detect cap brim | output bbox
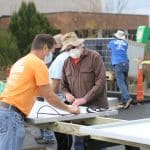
[61,39,84,51]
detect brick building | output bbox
[45,12,149,39]
[0,12,149,39]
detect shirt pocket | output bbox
[0,116,8,134]
[80,67,94,82]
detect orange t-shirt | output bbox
[0,53,49,115]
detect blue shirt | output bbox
[49,51,69,100]
[108,39,129,65]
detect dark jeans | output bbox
[114,62,131,103]
[125,146,140,150]
[74,136,107,150]
[55,132,72,150]
[74,136,140,150]
[74,136,86,150]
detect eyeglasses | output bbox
[67,46,78,51]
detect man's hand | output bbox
[39,84,78,114]
[72,98,87,107]
[67,105,80,114]
[65,93,75,103]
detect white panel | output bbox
[128,40,145,77]
[80,118,150,146]
[27,100,118,124]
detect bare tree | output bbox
[73,0,101,12]
[88,0,102,12]
[104,0,128,13]
[70,0,128,37]
[70,0,102,37]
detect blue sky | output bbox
[102,0,150,15]
[125,0,150,9]
[125,0,150,14]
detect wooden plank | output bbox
[32,122,84,136]
[48,122,83,136]
[31,117,122,136]
[71,117,123,125]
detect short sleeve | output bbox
[33,61,49,86]
[49,58,64,80]
[49,52,69,80]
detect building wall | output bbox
[0,12,149,35]
[0,16,10,29]
[45,12,149,33]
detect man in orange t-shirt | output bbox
[0,34,79,150]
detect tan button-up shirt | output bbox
[61,48,108,108]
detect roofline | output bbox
[0,11,148,18]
